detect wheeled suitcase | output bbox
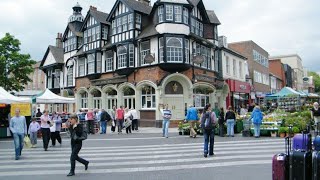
[313,151,320,180]
[272,137,291,180]
[314,136,320,151]
[292,133,311,151]
[289,133,312,180]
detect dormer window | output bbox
[158,5,189,24]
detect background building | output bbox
[228,40,270,105]
[218,36,250,109]
[269,54,304,91]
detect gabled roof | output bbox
[81,9,110,31]
[188,0,201,6]
[122,0,152,14]
[91,10,110,25]
[206,10,221,25]
[40,45,64,68]
[108,0,152,21]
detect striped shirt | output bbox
[9,116,27,134]
[162,109,172,120]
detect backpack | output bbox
[203,112,214,130]
[105,112,112,122]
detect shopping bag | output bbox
[50,121,56,132]
[24,136,32,149]
[123,119,132,129]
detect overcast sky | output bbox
[0,0,319,72]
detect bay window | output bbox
[140,41,150,65]
[97,53,102,73]
[183,7,188,24]
[78,58,85,76]
[159,37,164,62]
[105,51,113,72]
[87,54,95,74]
[67,67,73,87]
[117,46,127,69]
[129,44,134,67]
[158,6,164,23]
[166,5,173,21]
[191,18,203,37]
[166,37,183,62]
[185,39,189,63]
[174,6,182,22]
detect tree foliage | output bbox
[0,33,36,91]
[308,71,320,93]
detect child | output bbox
[28,118,40,148]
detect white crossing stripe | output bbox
[0,138,284,177]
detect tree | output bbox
[0,33,36,91]
[308,71,320,93]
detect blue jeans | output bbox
[203,129,215,155]
[254,124,261,137]
[100,121,107,134]
[162,120,170,137]
[13,133,24,158]
[226,119,235,136]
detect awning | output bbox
[36,89,75,104]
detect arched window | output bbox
[117,46,127,68]
[166,37,183,62]
[80,92,88,108]
[92,90,101,109]
[141,86,156,109]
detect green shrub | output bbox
[292,127,300,133]
[278,127,286,133]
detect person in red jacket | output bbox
[116,106,125,134]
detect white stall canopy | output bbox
[36,89,75,104]
[0,87,31,104]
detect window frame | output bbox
[141,86,156,109]
[140,40,151,66]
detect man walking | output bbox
[186,105,198,138]
[9,108,27,160]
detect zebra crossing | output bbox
[0,138,285,177]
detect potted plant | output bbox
[178,122,183,135]
[292,127,300,135]
[278,127,286,138]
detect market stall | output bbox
[0,87,32,138]
[35,89,75,104]
[266,87,307,112]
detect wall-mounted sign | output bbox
[239,85,247,90]
[91,76,128,86]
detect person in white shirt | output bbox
[40,110,51,151]
[130,108,139,131]
[28,117,40,148]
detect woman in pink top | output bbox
[86,109,95,134]
[40,110,51,151]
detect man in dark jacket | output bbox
[100,109,111,134]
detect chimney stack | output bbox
[56,33,63,48]
[90,6,97,11]
[137,0,150,6]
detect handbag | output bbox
[72,129,87,141]
[24,136,32,149]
